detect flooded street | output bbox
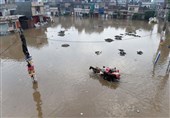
[1,17,169,117]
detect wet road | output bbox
[1,17,170,117]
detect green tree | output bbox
[168,10,170,22]
[144,10,155,20]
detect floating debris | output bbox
[120,34,124,35]
[137,51,143,55]
[58,30,65,36]
[58,30,65,34]
[125,32,141,37]
[136,35,141,37]
[118,49,126,56]
[136,109,140,113]
[58,33,65,37]
[105,38,114,42]
[115,35,122,40]
[115,35,122,38]
[80,113,83,115]
[119,51,126,56]
[168,45,170,48]
[115,37,122,40]
[61,44,70,47]
[95,51,102,55]
[118,49,124,52]
[128,31,133,34]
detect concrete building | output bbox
[0,0,17,16]
[128,4,139,13]
[0,15,25,35]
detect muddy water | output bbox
[1,17,169,117]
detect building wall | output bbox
[31,2,45,16]
[0,0,17,16]
[0,0,15,4]
[16,2,32,18]
[31,6,45,16]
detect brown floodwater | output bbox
[1,17,169,117]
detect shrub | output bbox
[168,11,170,22]
[144,10,155,20]
[132,13,144,20]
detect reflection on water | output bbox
[32,82,43,118]
[24,28,48,49]
[0,28,48,60]
[0,34,23,60]
[53,17,154,34]
[89,73,119,89]
[1,17,157,61]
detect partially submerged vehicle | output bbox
[89,66,120,81]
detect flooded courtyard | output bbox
[1,17,170,117]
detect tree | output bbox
[144,10,155,20]
[168,10,170,21]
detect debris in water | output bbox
[136,109,140,113]
[61,44,70,47]
[58,30,65,34]
[118,49,124,52]
[58,33,65,36]
[95,51,102,55]
[118,49,126,56]
[168,45,170,48]
[115,35,122,38]
[137,51,143,55]
[115,35,122,40]
[58,30,65,36]
[105,38,114,42]
[80,113,83,115]
[119,51,126,56]
[125,32,141,37]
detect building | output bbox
[0,0,17,16]
[128,4,139,13]
[31,1,45,23]
[0,15,26,35]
